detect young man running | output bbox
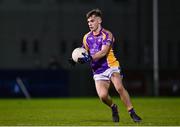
[69,8,142,123]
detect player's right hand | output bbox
[77,53,92,64]
[68,58,76,66]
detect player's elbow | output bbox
[101,52,107,57]
[101,50,109,57]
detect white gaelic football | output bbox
[72,47,88,62]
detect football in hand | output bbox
[72,47,88,63]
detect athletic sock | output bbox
[128,108,135,115]
[111,104,115,108]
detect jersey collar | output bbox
[91,27,103,37]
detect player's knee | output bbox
[99,94,108,101]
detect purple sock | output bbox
[128,108,135,114]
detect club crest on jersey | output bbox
[88,37,93,40]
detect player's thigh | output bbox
[110,72,124,90]
[95,80,110,97]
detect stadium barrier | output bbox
[0,69,69,98]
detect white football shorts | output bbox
[93,67,121,81]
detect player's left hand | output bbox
[78,53,92,64]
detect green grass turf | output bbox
[0,97,179,126]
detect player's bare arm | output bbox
[92,44,110,61]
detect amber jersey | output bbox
[82,28,120,75]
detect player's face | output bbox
[87,15,102,32]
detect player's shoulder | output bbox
[83,31,92,44]
[102,28,114,40]
[83,31,91,39]
[102,28,113,36]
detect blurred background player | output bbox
[69,8,142,123]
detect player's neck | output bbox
[93,26,102,36]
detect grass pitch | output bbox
[0,97,179,126]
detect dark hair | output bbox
[86,8,102,19]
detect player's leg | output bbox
[110,72,142,122]
[110,72,132,110]
[95,80,112,106]
[95,80,119,122]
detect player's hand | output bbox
[68,58,76,66]
[78,53,92,64]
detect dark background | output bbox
[0,0,180,98]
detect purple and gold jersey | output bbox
[82,28,120,75]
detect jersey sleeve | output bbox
[82,33,89,51]
[102,30,114,46]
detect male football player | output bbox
[69,8,142,123]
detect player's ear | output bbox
[97,17,102,24]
